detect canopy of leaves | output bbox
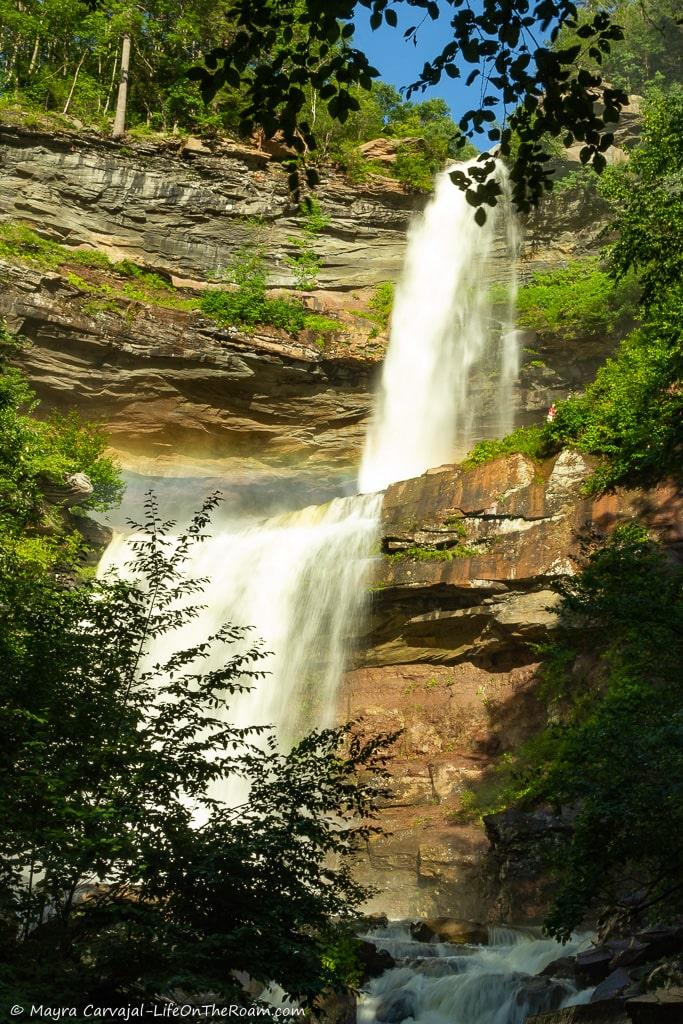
[504,526,683,939]
[514,256,640,339]
[305,83,477,191]
[191,0,628,211]
[0,492,395,1008]
[0,0,248,136]
[599,84,683,302]
[553,0,683,94]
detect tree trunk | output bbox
[28,34,40,76]
[103,53,118,116]
[62,51,86,115]
[111,32,131,139]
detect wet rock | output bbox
[592,968,636,1003]
[375,990,418,1023]
[541,956,578,981]
[409,917,488,945]
[576,947,617,986]
[314,988,356,1024]
[484,807,575,854]
[612,928,683,970]
[515,975,572,1016]
[357,940,395,979]
[527,1002,629,1022]
[626,987,683,1022]
[350,912,389,933]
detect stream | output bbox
[358,924,594,1024]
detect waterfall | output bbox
[359,162,519,493]
[99,493,381,805]
[358,924,594,1024]
[100,160,518,788]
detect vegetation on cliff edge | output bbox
[466,86,683,495]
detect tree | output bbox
[519,526,683,939]
[0,489,395,1009]
[599,84,683,302]
[553,0,683,94]
[111,29,131,137]
[190,0,629,213]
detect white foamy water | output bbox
[358,924,593,1024]
[99,493,381,802]
[100,160,519,775]
[94,165,568,1022]
[359,161,519,493]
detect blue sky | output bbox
[352,8,482,122]
[351,5,555,130]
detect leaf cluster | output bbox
[0,330,122,574]
[507,526,683,939]
[199,246,339,344]
[192,0,629,211]
[0,492,397,1006]
[515,257,640,339]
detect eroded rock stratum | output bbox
[1,124,619,477]
[4,120,670,925]
[347,452,682,920]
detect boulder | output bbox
[375,989,418,1023]
[39,471,94,507]
[516,975,573,1016]
[314,989,356,1024]
[350,912,389,934]
[541,956,579,981]
[357,939,395,979]
[180,135,211,155]
[409,917,488,945]
[612,928,683,970]
[576,947,617,986]
[592,968,637,1003]
[358,137,422,165]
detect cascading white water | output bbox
[359,162,519,493]
[358,924,594,1024]
[95,164,578,1022]
[99,493,381,804]
[101,160,519,779]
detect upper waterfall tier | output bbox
[359,162,519,493]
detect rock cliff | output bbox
[1,119,660,927]
[1,123,621,475]
[346,453,682,920]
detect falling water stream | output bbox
[99,163,587,1019]
[359,162,519,492]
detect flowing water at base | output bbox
[358,924,593,1024]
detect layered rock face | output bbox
[346,453,682,921]
[0,124,420,289]
[0,259,372,478]
[2,119,660,926]
[1,124,620,475]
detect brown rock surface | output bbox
[0,259,373,477]
[348,455,682,920]
[0,123,628,468]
